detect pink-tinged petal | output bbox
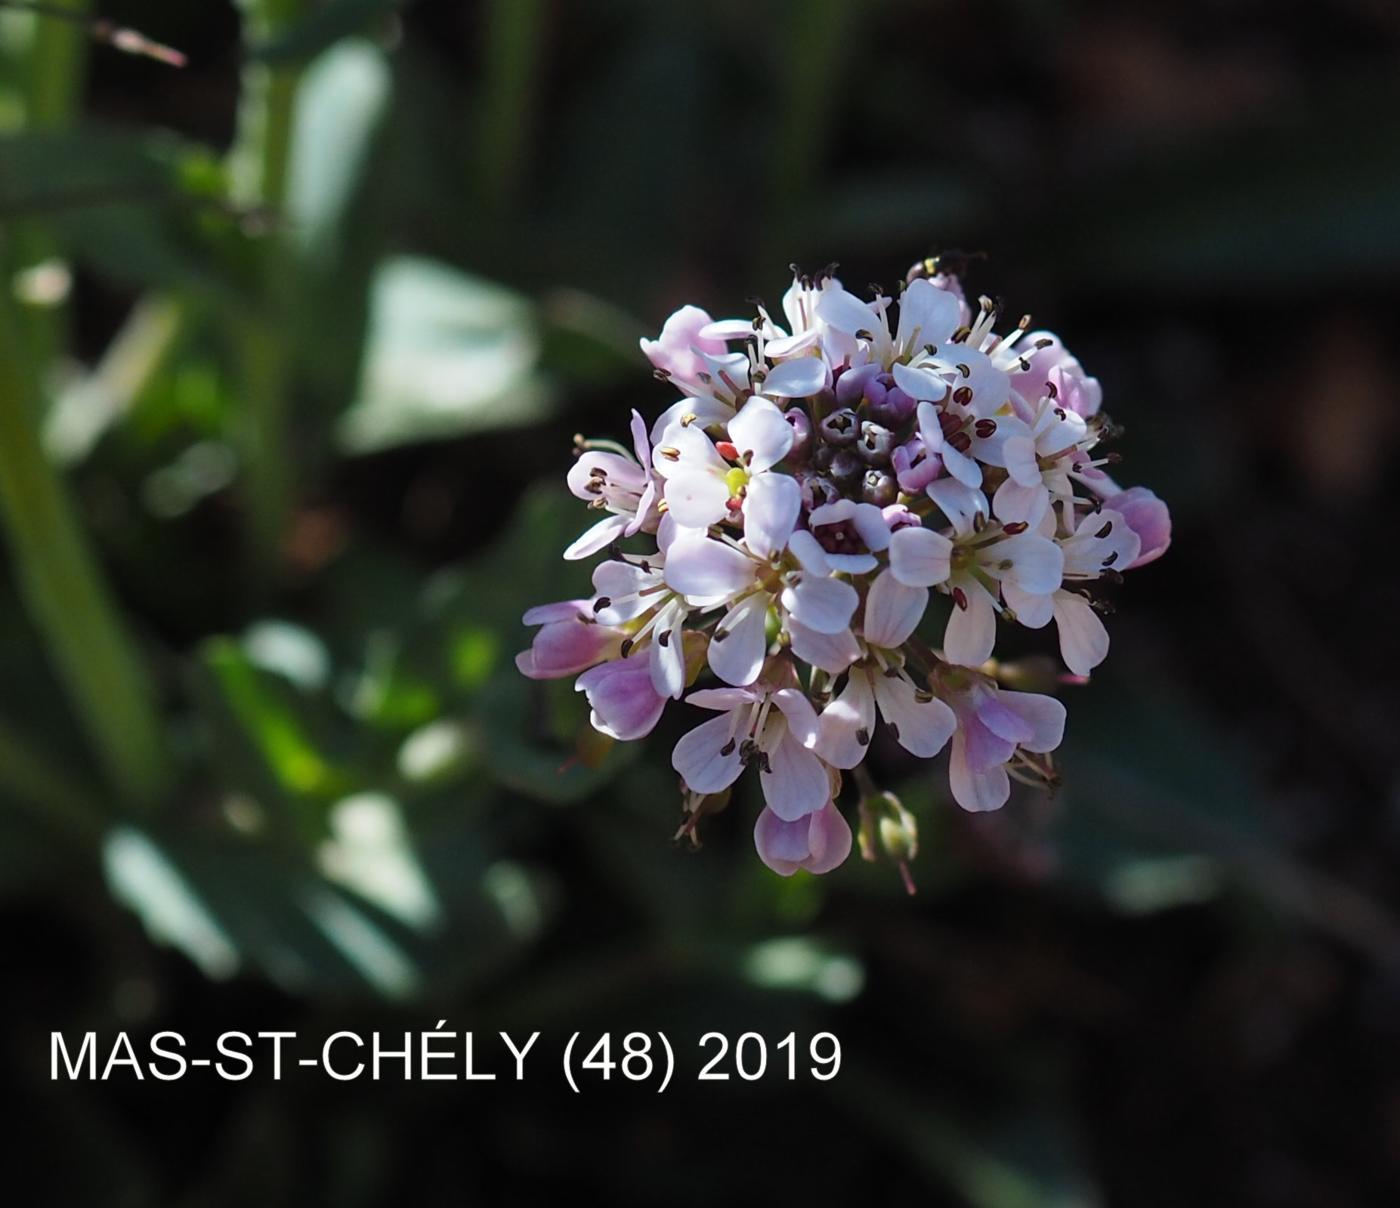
[760,357,829,399]
[975,693,1036,745]
[664,534,755,603]
[640,305,726,382]
[772,687,820,749]
[995,533,1063,595]
[999,690,1066,753]
[895,278,961,352]
[949,732,1011,812]
[816,287,879,335]
[992,477,1049,528]
[519,617,615,679]
[753,808,810,876]
[961,712,1016,772]
[782,574,858,635]
[1053,590,1109,676]
[577,657,666,740]
[672,712,744,794]
[708,593,770,686]
[889,526,952,587]
[802,802,853,874]
[760,727,830,820]
[927,476,987,535]
[787,527,832,574]
[817,671,876,770]
[729,397,795,472]
[872,674,955,758]
[564,513,630,561]
[1001,581,1054,629]
[742,472,799,559]
[522,599,589,625]
[628,408,651,464]
[1101,487,1171,569]
[944,579,997,666]
[788,619,860,675]
[863,568,928,649]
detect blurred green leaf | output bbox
[286,38,391,264]
[337,256,552,452]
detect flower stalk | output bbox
[0,281,170,810]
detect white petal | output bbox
[872,674,955,758]
[862,569,927,649]
[685,686,755,711]
[889,526,952,587]
[651,423,725,477]
[728,397,795,472]
[996,534,1063,595]
[825,552,879,574]
[816,671,876,770]
[672,713,745,794]
[760,726,830,821]
[949,733,1010,812]
[895,278,961,353]
[742,471,799,558]
[1053,591,1108,676]
[944,579,997,666]
[771,687,820,748]
[662,470,731,529]
[699,317,758,341]
[926,477,987,535]
[894,362,948,402]
[649,604,687,699]
[849,501,892,552]
[564,513,629,561]
[708,594,770,686]
[663,534,755,603]
[992,477,1049,527]
[942,442,984,488]
[1002,433,1042,488]
[759,357,829,399]
[815,287,879,335]
[788,619,860,674]
[782,574,858,634]
[787,528,832,574]
[1001,581,1053,629]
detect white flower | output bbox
[817,662,956,768]
[564,410,659,559]
[672,683,830,821]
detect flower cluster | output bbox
[518,259,1169,881]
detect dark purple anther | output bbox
[818,408,859,447]
[784,407,813,465]
[861,470,897,507]
[856,421,894,465]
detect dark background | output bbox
[2,1,1400,1204]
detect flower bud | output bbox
[819,408,859,447]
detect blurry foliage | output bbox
[2,0,1400,1205]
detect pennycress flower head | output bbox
[518,256,1170,884]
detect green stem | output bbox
[227,0,304,581]
[0,282,171,810]
[473,0,545,211]
[13,0,91,378]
